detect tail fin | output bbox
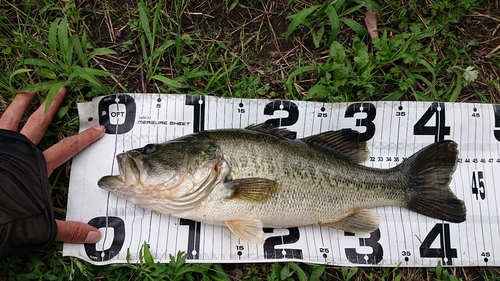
[399,140,466,223]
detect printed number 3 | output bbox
[344,228,383,264]
[344,103,376,142]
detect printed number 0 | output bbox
[84,216,125,262]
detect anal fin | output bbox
[324,209,379,233]
[225,220,264,244]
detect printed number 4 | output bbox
[419,223,457,265]
[413,102,450,142]
[471,171,486,200]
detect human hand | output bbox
[0,87,104,244]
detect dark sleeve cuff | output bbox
[0,129,57,258]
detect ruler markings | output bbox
[66,95,500,266]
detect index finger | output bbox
[43,125,106,176]
[0,92,37,130]
[20,87,67,144]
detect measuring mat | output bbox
[63,94,500,266]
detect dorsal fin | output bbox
[245,123,296,139]
[302,129,370,164]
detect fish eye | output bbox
[143,144,157,155]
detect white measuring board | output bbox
[63,94,500,266]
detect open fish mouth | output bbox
[116,152,141,184]
[97,153,144,191]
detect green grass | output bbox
[1,0,500,279]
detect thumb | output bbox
[54,220,102,244]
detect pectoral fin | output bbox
[225,178,280,202]
[325,209,379,233]
[225,220,264,244]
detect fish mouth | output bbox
[97,153,144,191]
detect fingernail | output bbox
[93,125,106,138]
[84,231,101,244]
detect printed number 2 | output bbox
[471,171,485,200]
[263,228,303,259]
[264,101,299,139]
[419,223,457,265]
[413,102,450,142]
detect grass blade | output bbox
[48,17,61,61]
[150,40,176,62]
[339,4,364,16]
[138,1,153,50]
[355,0,382,15]
[151,0,165,51]
[416,59,437,79]
[413,74,437,97]
[58,17,72,68]
[142,242,154,266]
[89,47,117,60]
[24,34,50,54]
[20,81,60,92]
[285,65,318,93]
[151,75,186,88]
[9,68,32,88]
[79,67,114,77]
[449,75,463,102]
[71,65,106,91]
[70,34,87,67]
[36,68,57,79]
[325,4,340,44]
[334,0,346,10]
[45,82,68,113]
[285,5,321,38]
[309,265,326,281]
[22,58,54,68]
[339,18,369,35]
[288,262,307,281]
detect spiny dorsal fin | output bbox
[302,129,370,164]
[245,123,296,139]
[225,178,280,202]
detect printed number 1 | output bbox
[186,95,205,133]
[179,219,201,259]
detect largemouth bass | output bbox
[98,123,466,244]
